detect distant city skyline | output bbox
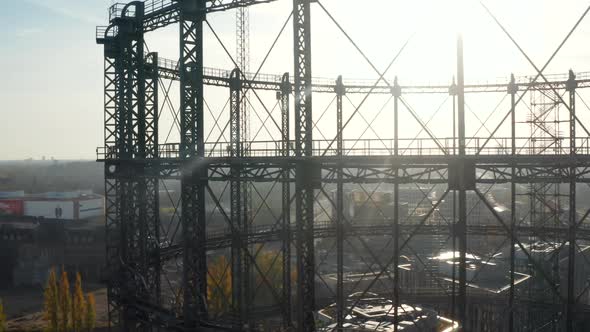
[3,0,590,160]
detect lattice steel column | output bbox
[103,59,122,329]
[566,69,578,332]
[145,52,160,161]
[99,24,121,326]
[236,5,250,146]
[113,20,136,324]
[145,52,161,307]
[99,3,158,329]
[229,68,246,326]
[456,34,467,331]
[279,72,293,329]
[448,78,458,325]
[236,8,253,322]
[125,19,147,328]
[293,0,315,330]
[392,77,402,332]
[335,76,345,331]
[507,73,518,332]
[179,0,208,327]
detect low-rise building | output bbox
[318,292,458,331]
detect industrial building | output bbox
[0,190,104,220]
[0,190,105,287]
[317,292,458,331]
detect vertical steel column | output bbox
[566,69,578,332]
[229,68,245,326]
[450,78,457,156]
[130,4,155,327]
[392,77,402,332]
[237,7,253,320]
[100,25,122,328]
[132,5,150,317]
[237,5,250,149]
[114,19,132,299]
[104,3,153,329]
[279,73,293,329]
[456,34,468,331]
[137,50,161,312]
[103,52,118,155]
[179,0,208,327]
[335,76,345,331]
[145,52,160,160]
[508,73,518,332]
[293,0,315,330]
[115,18,135,324]
[134,10,146,162]
[448,78,457,324]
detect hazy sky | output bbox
[2,0,590,160]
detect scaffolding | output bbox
[96,1,590,331]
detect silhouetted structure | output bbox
[96,1,590,331]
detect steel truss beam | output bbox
[148,52,590,94]
[158,221,590,258]
[101,158,590,184]
[104,0,281,33]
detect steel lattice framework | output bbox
[97,1,590,331]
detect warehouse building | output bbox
[0,190,104,221]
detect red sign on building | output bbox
[0,200,24,216]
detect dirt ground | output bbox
[1,285,109,331]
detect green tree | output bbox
[72,273,86,332]
[0,298,6,332]
[58,269,71,332]
[83,293,96,332]
[43,268,59,332]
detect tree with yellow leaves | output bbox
[71,273,86,332]
[253,247,284,306]
[84,293,96,332]
[43,268,59,332]
[57,269,71,332]
[207,255,232,316]
[0,298,6,332]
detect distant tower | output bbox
[235,5,252,327]
[526,79,564,314]
[237,6,250,146]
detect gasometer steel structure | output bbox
[97,0,590,330]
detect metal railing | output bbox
[109,3,136,21]
[97,136,590,160]
[146,54,284,83]
[143,52,590,89]
[159,220,590,255]
[143,0,176,16]
[96,26,118,40]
